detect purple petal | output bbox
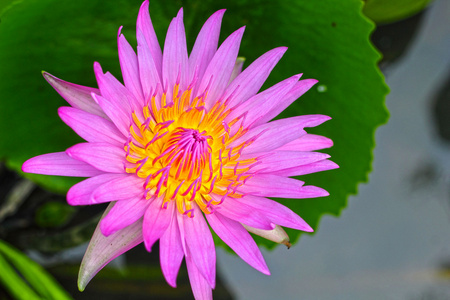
[58,107,125,145]
[271,159,339,177]
[42,72,107,118]
[100,196,150,236]
[228,57,245,84]
[256,78,318,125]
[185,248,213,300]
[241,174,329,198]
[118,28,144,103]
[67,174,125,205]
[196,27,245,108]
[182,205,216,288]
[243,224,291,248]
[91,174,144,203]
[236,115,331,154]
[162,8,189,98]
[189,9,225,86]
[224,47,288,108]
[78,203,143,291]
[136,0,162,74]
[160,206,184,288]
[137,29,162,100]
[250,151,331,173]
[226,74,300,128]
[276,134,334,151]
[142,197,173,252]
[234,195,313,232]
[66,142,125,173]
[206,212,270,275]
[22,152,103,177]
[212,194,274,230]
[91,93,130,137]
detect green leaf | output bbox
[0,240,73,300]
[363,0,432,24]
[0,0,388,249]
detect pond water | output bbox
[217,0,450,299]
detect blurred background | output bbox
[0,0,448,299]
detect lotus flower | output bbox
[22,1,338,299]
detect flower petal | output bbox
[100,196,150,236]
[185,248,213,300]
[182,205,216,288]
[137,29,162,100]
[228,57,245,84]
[91,174,144,203]
[234,195,313,232]
[226,74,301,128]
[22,152,103,177]
[67,173,125,205]
[271,159,339,177]
[118,28,144,103]
[256,78,318,125]
[91,93,130,137]
[162,8,189,98]
[42,72,107,118]
[142,197,173,252]
[196,27,245,108]
[78,203,143,291]
[236,115,331,154]
[243,224,292,248]
[249,151,331,173]
[241,174,329,198]
[276,133,334,151]
[224,47,288,108]
[66,142,125,173]
[189,9,225,86]
[206,212,270,275]
[136,0,162,74]
[160,206,184,288]
[58,107,125,145]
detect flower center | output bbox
[124,84,256,217]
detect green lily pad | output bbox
[363,0,432,24]
[0,0,388,249]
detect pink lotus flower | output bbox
[22,1,338,299]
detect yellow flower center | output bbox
[124,84,256,217]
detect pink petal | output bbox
[42,72,107,118]
[91,93,130,137]
[91,174,144,203]
[58,107,125,145]
[182,205,216,288]
[228,57,245,84]
[185,248,213,300]
[212,194,274,230]
[276,134,334,151]
[67,173,125,205]
[234,195,313,232]
[256,78,318,125]
[206,212,270,275]
[196,27,245,108]
[236,115,331,154]
[224,47,288,108]
[22,152,103,177]
[142,197,173,252]
[271,159,339,177]
[162,9,189,99]
[160,206,184,288]
[137,29,162,100]
[66,142,125,173]
[250,151,331,173]
[136,0,162,74]
[226,74,300,128]
[78,203,143,291]
[118,28,144,103]
[243,224,291,248]
[189,9,225,87]
[100,196,150,236]
[240,174,329,198]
